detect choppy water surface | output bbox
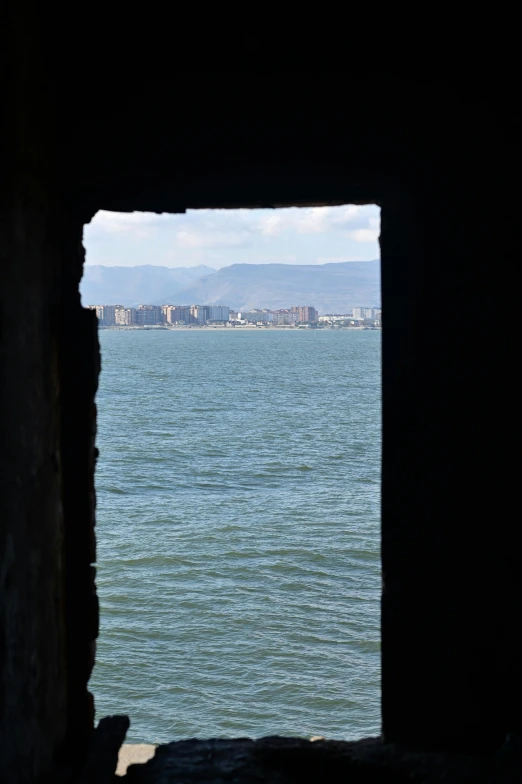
[92,329,381,742]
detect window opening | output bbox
[83,205,382,743]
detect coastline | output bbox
[97,325,381,332]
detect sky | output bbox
[84,204,380,269]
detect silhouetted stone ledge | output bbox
[75,715,130,783]
[122,736,493,783]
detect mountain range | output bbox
[80,264,215,306]
[80,260,380,313]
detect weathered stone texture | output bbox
[1,20,521,783]
[123,737,490,784]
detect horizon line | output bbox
[84,258,381,270]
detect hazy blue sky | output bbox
[84,205,380,268]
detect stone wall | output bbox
[1,9,66,782]
[1,25,520,781]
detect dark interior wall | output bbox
[58,208,101,764]
[71,78,521,753]
[0,167,68,784]
[1,12,67,781]
[381,173,521,751]
[0,197,97,780]
[1,10,100,781]
[2,27,521,781]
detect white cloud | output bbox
[176,230,249,248]
[257,205,364,236]
[88,205,378,246]
[351,229,378,242]
[84,205,381,268]
[258,213,284,236]
[88,210,172,240]
[350,217,381,243]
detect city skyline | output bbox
[88,303,381,328]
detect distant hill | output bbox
[80,264,216,306]
[159,260,381,313]
[81,260,381,313]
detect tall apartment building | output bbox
[163,305,185,324]
[291,305,318,323]
[168,304,231,324]
[353,307,376,320]
[191,305,211,324]
[163,306,184,323]
[208,305,230,322]
[178,306,194,323]
[306,306,318,323]
[115,307,136,325]
[95,305,121,326]
[243,310,272,323]
[163,305,195,324]
[272,310,298,325]
[135,305,164,325]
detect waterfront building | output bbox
[115,307,136,325]
[208,305,230,322]
[353,307,376,320]
[271,310,298,325]
[162,305,174,323]
[166,305,190,323]
[319,314,353,323]
[95,304,121,326]
[243,310,271,323]
[290,305,318,323]
[135,305,164,325]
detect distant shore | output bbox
[98,324,381,332]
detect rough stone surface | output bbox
[0,9,67,780]
[2,17,522,783]
[123,737,491,783]
[75,715,130,784]
[59,210,101,764]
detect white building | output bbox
[319,314,352,323]
[115,307,136,325]
[353,307,376,320]
[94,305,122,326]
